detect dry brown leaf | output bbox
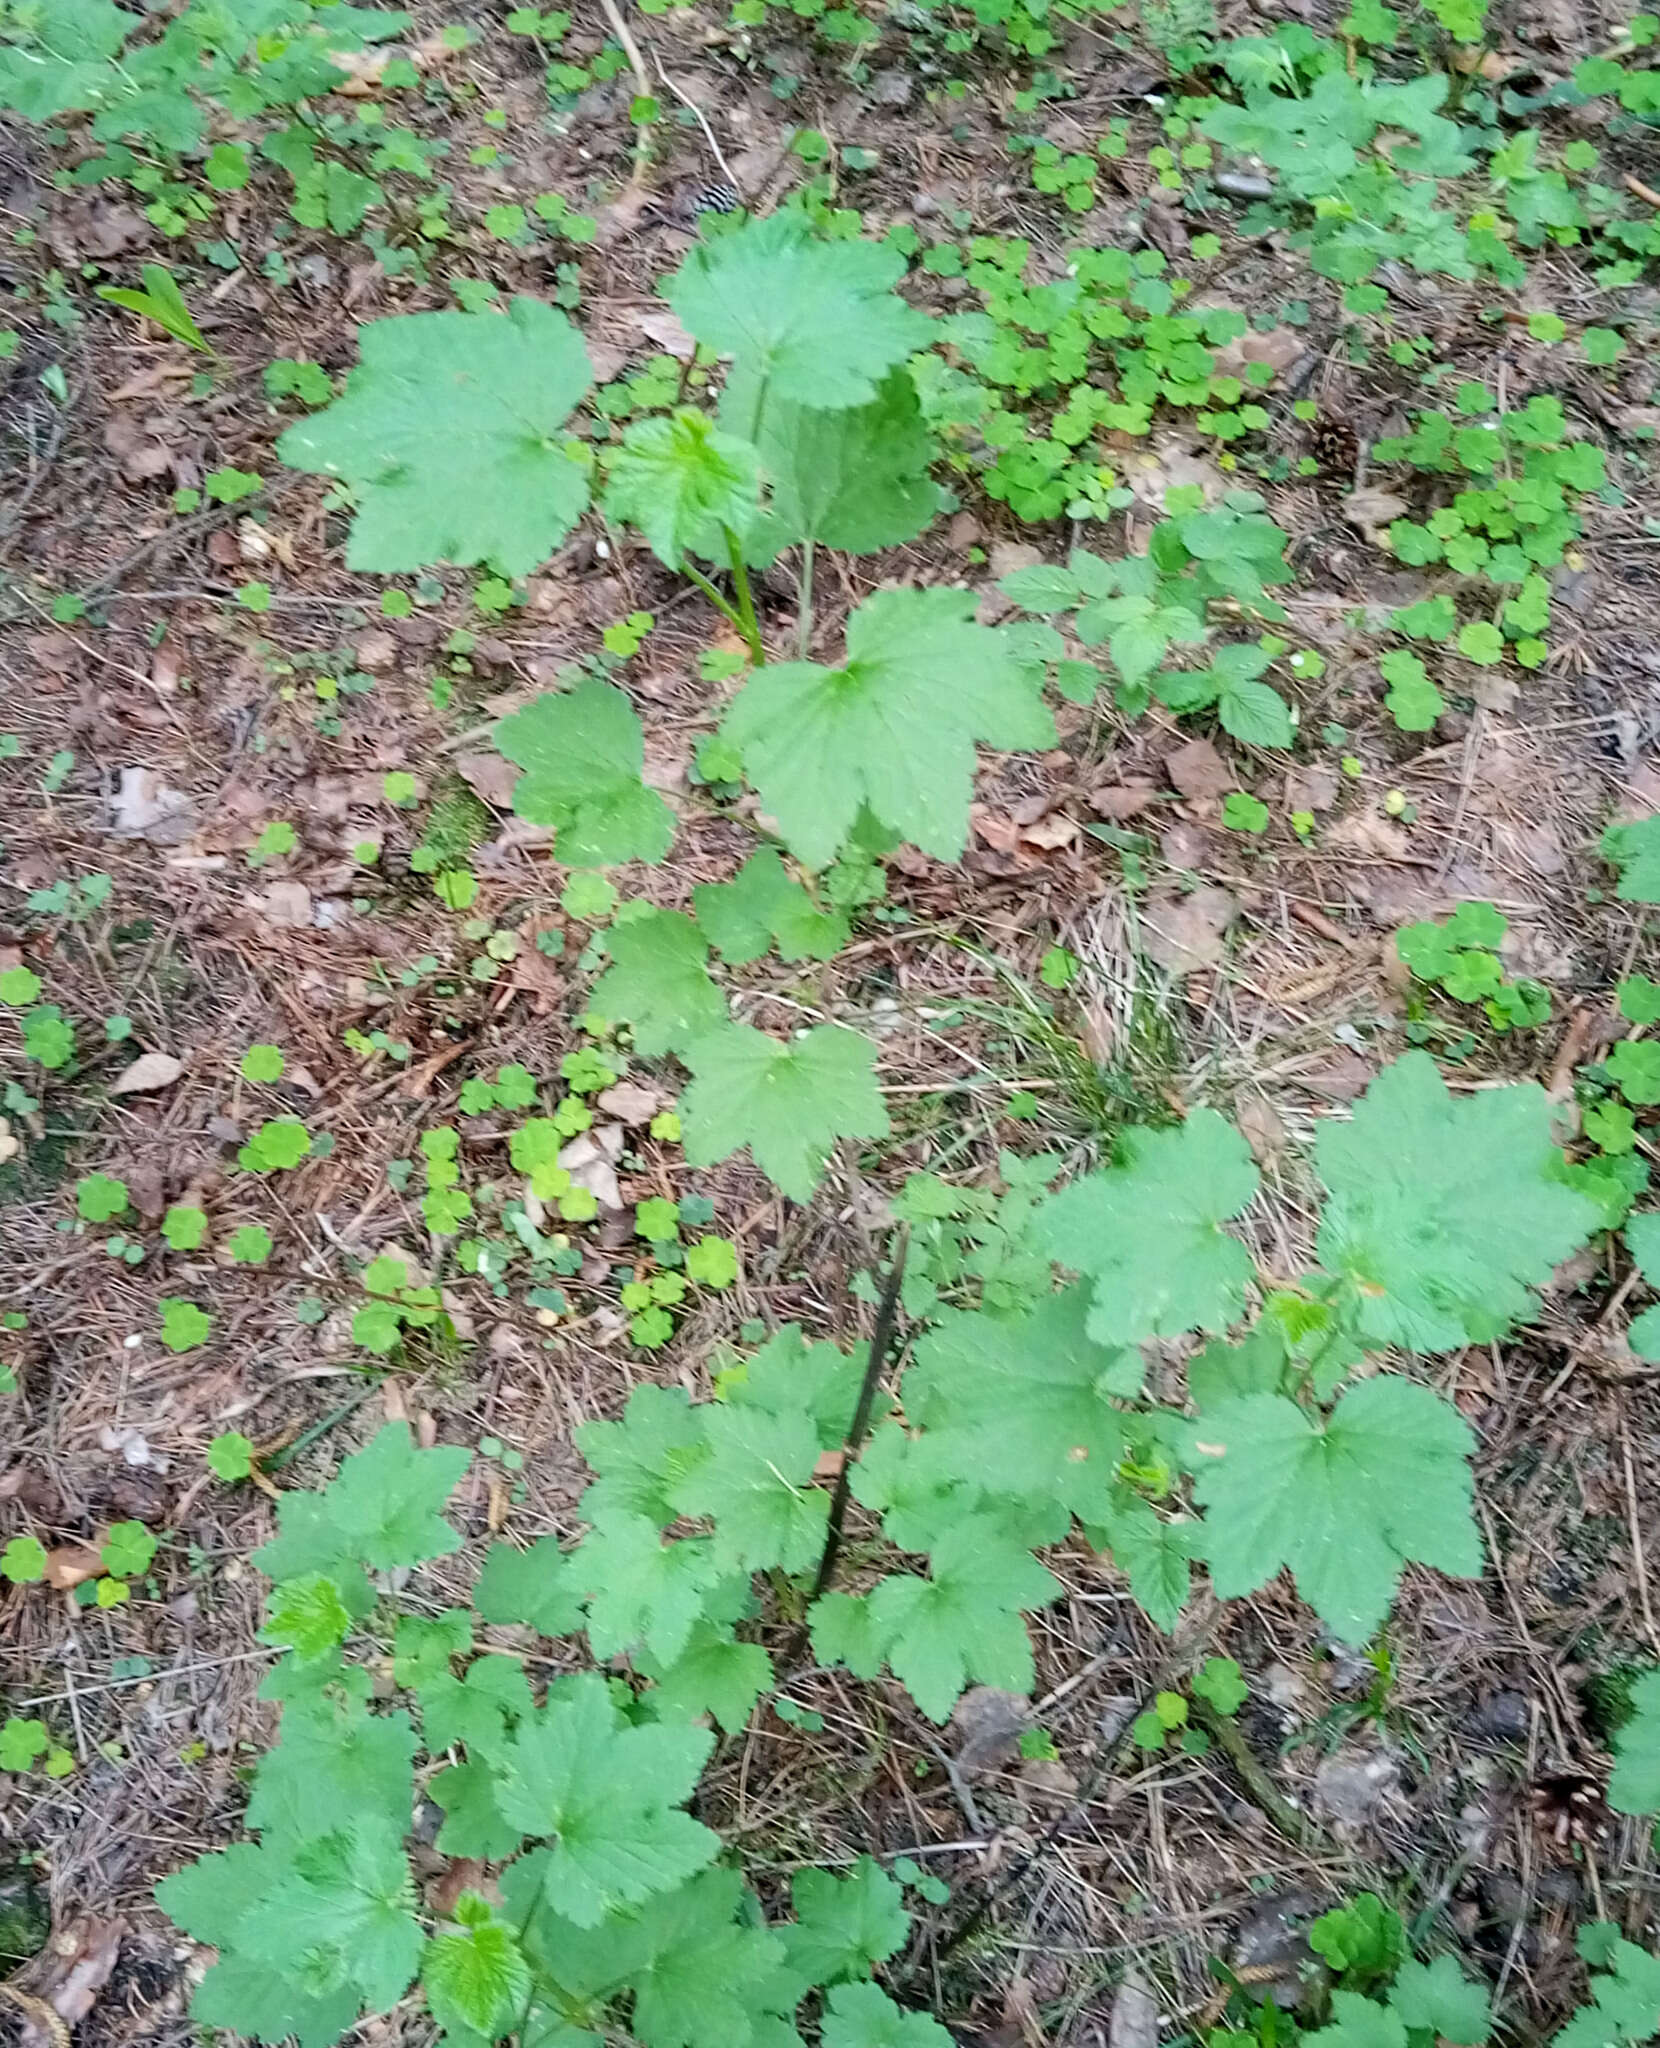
[1018,812,1078,851]
[1138,885,1238,976]
[1089,780,1159,821]
[43,1545,105,1590]
[1164,737,1232,803]
[1343,487,1409,535]
[108,1050,184,1095]
[456,751,517,808]
[596,1081,663,1125]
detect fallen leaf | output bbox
[1235,1093,1287,1162]
[632,307,697,359]
[1471,670,1520,712]
[1089,780,1160,821]
[557,1132,622,1210]
[1325,813,1411,860]
[0,1119,17,1166]
[43,1544,105,1590]
[1122,438,1225,512]
[109,766,195,843]
[1138,885,1239,977]
[1164,738,1232,803]
[1019,811,1078,851]
[1343,487,1409,535]
[596,1081,663,1125]
[1211,325,1305,379]
[456,751,518,808]
[251,882,313,928]
[109,1050,184,1096]
[33,1916,128,2030]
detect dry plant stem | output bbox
[1188,1697,1326,1850]
[594,0,654,182]
[810,1226,909,1602]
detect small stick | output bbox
[809,1227,909,1603]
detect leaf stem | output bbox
[682,559,752,646]
[724,527,764,665]
[796,537,815,659]
[810,1226,909,1603]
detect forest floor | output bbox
[2,0,1660,2042]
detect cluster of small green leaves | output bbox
[0,0,415,241]
[4,1514,156,1611]
[919,236,1271,521]
[1000,491,1299,742]
[1373,391,1601,669]
[1192,21,1660,289]
[1396,901,1549,1036]
[155,1423,949,2048]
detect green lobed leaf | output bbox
[865,1517,1061,1722]
[721,587,1054,870]
[670,1403,830,1575]
[1036,1110,1260,1345]
[693,848,848,966]
[680,1023,888,1203]
[278,299,593,575]
[494,678,676,867]
[667,214,933,410]
[730,365,945,557]
[592,910,727,1056]
[493,1672,718,1925]
[1609,1666,1660,1815]
[254,1422,469,1586]
[1313,1052,1601,1351]
[777,1857,909,2000]
[1192,1376,1482,1644]
[821,1982,955,2048]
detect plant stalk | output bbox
[724,527,764,664]
[810,1226,909,1603]
[796,537,814,658]
[682,558,754,652]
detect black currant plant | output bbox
[131,204,1660,2044]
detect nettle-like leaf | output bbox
[494,678,676,866]
[509,1864,789,2048]
[1313,1051,1600,1350]
[670,1403,829,1575]
[693,848,848,966]
[777,1857,909,2001]
[494,1672,718,1925]
[1553,1928,1660,2048]
[603,408,761,568]
[1153,642,1295,748]
[1610,1666,1660,1815]
[1192,1376,1482,1644]
[861,1517,1061,1722]
[1603,815,1660,904]
[593,909,726,1056]
[729,365,946,558]
[1037,1111,1260,1345]
[667,212,933,409]
[253,1423,469,1595]
[722,587,1054,870]
[422,1907,533,2040]
[901,1288,1141,1519]
[679,1023,889,1202]
[278,299,593,575]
